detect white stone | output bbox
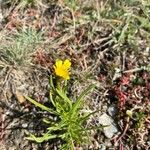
[108,104,117,117]
[98,113,118,138]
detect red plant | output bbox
[120,76,130,85]
[114,75,130,108]
[115,86,127,108]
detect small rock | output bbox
[108,104,117,117]
[22,123,28,128]
[112,68,121,81]
[98,113,118,138]
[99,144,106,150]
[15,90,26,104]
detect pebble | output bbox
[99,144,106,150]
[22,123,28,128]
[108,104,117,117]
[98,113,118,138]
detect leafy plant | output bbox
[134,112,145,129]
[26,79,96,149]
[25,59,100,149]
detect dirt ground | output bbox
[0,0,150,150]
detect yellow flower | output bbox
[53,59,71,80]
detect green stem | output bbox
[56,77,62,90]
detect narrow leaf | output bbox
[70,84,95,118]
[25,96,57,115]
[56,89,72,109]
[26,133,58,143]
[80,109,101,123]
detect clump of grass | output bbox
[2,0,44,9]
[0,28,43,67]
[63,0,79,11]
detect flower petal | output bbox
[62,71,70,80]
[53,59,71,80]
[63,59,71,69]
[55,60,63,68]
